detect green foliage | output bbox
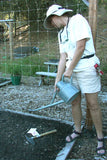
[0,53,47,77]
[8,64,22,76]
[1,0,106,25]
[101,64,107,73]
[98,0,107,10]
[0,0,88,31]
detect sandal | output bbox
[96,138,106,156]
[65,130,81,143]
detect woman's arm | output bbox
[64,38,86,78]
[54,52,67,90]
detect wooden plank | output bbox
[0,79,11,87]
[55,141,75,160]
[89,0,97,49]
[36,72,57,86]
[9,21,13,60]
[36,72,57,77]
[55,125,84,160]
[44,62,58,66]
[44,61,58,72]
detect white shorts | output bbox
[71,66,101,93]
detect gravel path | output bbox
[0,79,107,126]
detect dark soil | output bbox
[0,111,106,160]
[0,110,73,160]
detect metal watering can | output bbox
[28,75,80,112]
[56,75,80,104]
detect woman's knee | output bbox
[72,94,81,106]
[85,93,99,110]
[87,101,100,111]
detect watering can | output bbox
[28,75,80,112]
[56,75,80,104]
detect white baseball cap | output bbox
[44,4,73,29]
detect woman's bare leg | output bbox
[66,94,82,141]
[85,92,105,154]
[72,93,82,132]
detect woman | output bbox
[44,4,105,155]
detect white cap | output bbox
[44,4,73,29]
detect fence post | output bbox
[9,21,13,60]
[89,0,97,49]
[85,0,98,130]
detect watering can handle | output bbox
[62,74,72,83]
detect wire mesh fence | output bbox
[0,0,107,134]
[0,0,89,77]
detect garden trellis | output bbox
[0,0,107,133]
[0,19,13,60]
[0,0,89,77]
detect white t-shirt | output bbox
[58,14,100,72]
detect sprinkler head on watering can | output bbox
[25,135,35,145]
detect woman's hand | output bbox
[54,80,60,92]
[64,69,73,78]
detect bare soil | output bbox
[0,110,73,160]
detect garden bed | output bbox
[0,110,73,160]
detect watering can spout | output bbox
[28,76,80,112]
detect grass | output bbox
[0,55,46,76]
[0,34,59,77]
[0,32,106,78]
